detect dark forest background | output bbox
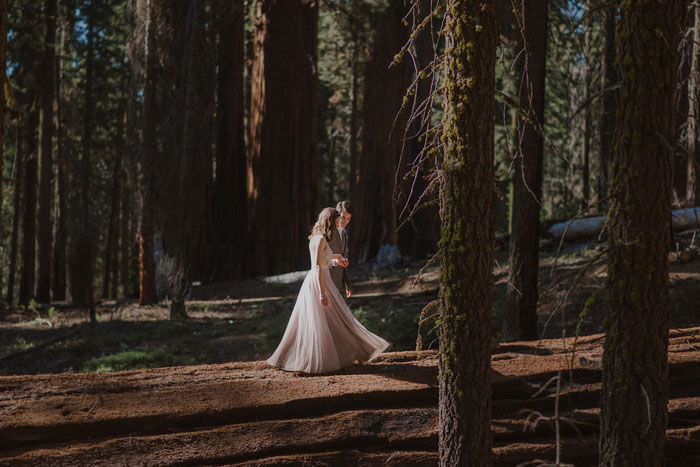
[1,0,698,321]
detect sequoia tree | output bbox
[600,1,686,465]
[503,0,548,341]
[350,0,412,263]
[437,0,497,464]
[247,0,319,275]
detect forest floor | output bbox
[1,232,700,465]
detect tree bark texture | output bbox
[36,0,57,303]
[0,0,8,301]
[600,1,686,465]
[103,106,124,298]
[247,0,319,275]
[503,0,548,341]
[350,0,411,264]
[438,1,497,465]
[210,0,246,281]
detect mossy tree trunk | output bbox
[600,1,686,465]
[503,0,548,341]
[437,1,497,465]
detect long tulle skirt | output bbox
[267,266,389,373]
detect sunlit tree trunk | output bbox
[437,1,497,465]
[600,1,686,465]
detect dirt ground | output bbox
[2,235,700,465]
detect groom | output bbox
[330,200,353,301]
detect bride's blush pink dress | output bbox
[267,234,389,373]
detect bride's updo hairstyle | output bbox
[309,207,340,243]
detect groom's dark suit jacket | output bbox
[329,228,351,299]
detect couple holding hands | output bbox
[267,201,389,374]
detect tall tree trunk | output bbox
[103,107,124,298]
[600,1,686,465]
[0,0,8,302]
[139,0,157,306]
[70,0,96,318]
[36,0,57,303]
[52,1,71,302]
[19,110,39,306]
[503,0,548,341]
[247,0,319,275]
[581,0,592,208]
[438,1,496,464]
[687,4,700,205]
[7,126,23,305]
[210,0,246,281]
[350,0,411,264]
[598,0,616,202]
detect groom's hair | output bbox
[336,200,351,214]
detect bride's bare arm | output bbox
[317,239,329,306]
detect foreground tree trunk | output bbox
[247,0,319,275]
[210,0,246,281]
[36,0,57,303]
[350,0,411,263]
[0,0,8,302]
[503,0,548,341]
[600,1,686,465]
[437,1,496,465]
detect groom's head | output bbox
[336,201,352,229]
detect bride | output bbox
[267,207,389,373]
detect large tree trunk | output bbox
[156,0,215,318]
[600,1,686,465]
[19,110,39,306]
[581,0,592,208]
[350,0,411,264]
[348,30,360,198]
[70,0,96,319]
[52,4,71,302]
[503,0,548,341]
[438,2,496,464]
[687,4,700,205]
[6,126,23,305]
[247,0,319,275]
[210,0,246,281]
[139,0,158,306]
[598,0,616,202]
[36,0,57,303]
[0,0,8,302]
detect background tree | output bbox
[350,0,411,264]
[35,0,57,303]
[247,0,319,275]
[434,0,497,464]
[600,1,686,464]
[503,0,548,341]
